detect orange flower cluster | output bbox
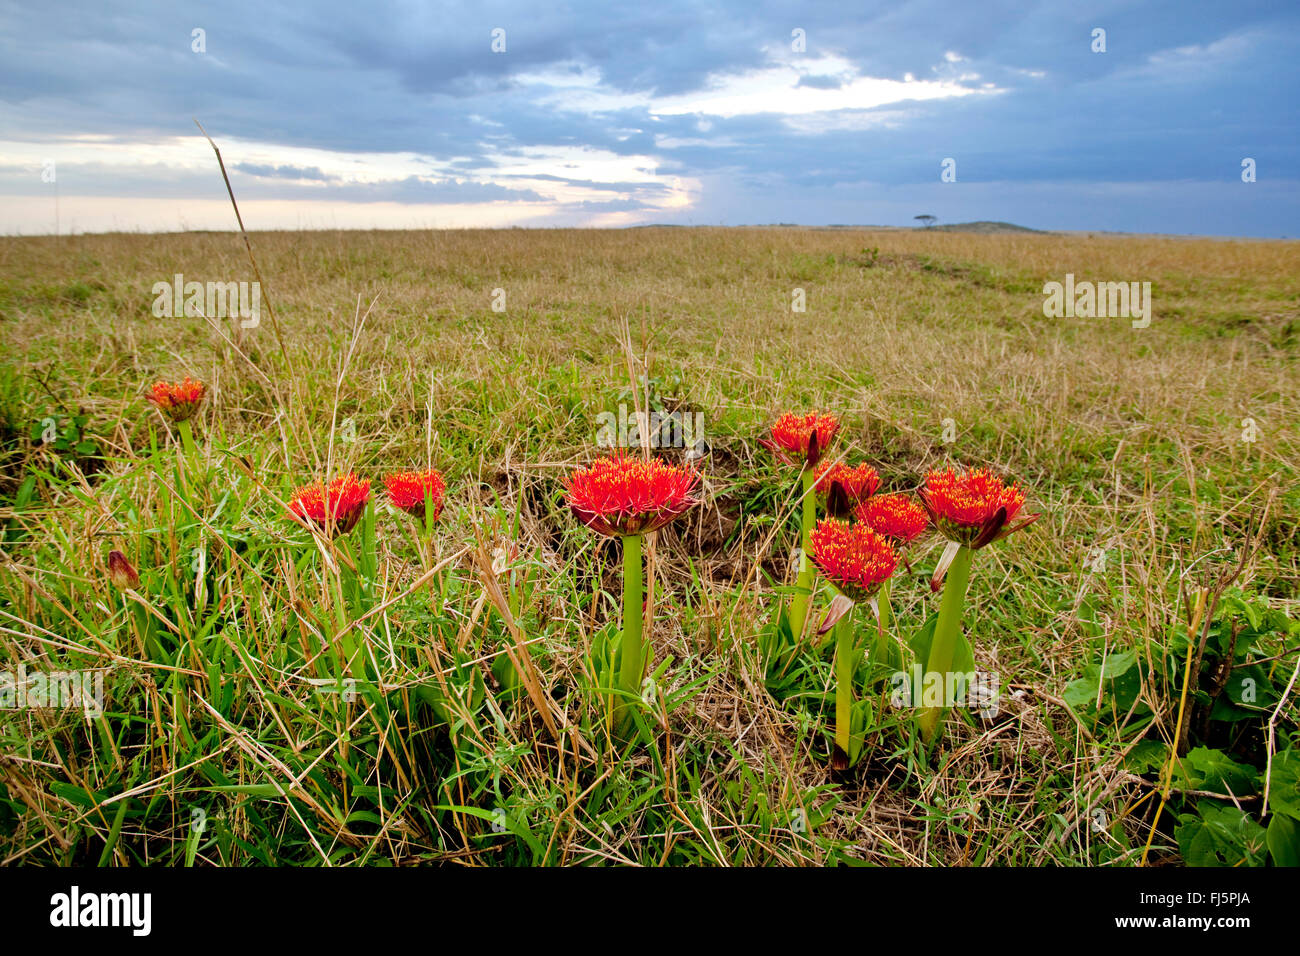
[384,468,446,520]
[920,466,1033,549]
[567,455,699,537]
[146,377,205,422]
[288,473,372,537]
[808,518,898,602]
[761,411,839,467]
[856,493,929,544]
[813,460,880,506]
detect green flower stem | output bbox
[919,545,974,743]
[423,488,436,541]
[833,612,855,759]
[335,584,383,720]
[868,576,895,678]
[177,418,199,464]
[332,540,367,686]
[339,628,365,686]
[877,576,893,635]
[788,468,817,636]
[173,419,199,498]
[619,533,644,699]
[330,558,351,652]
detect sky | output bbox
[0,1,1296,236]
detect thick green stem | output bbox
[919,545,974,743]
[868,576,895,678]
[332,541,368,687]
[619,533,645,698]
[173,419,199,498]
[877,576,893,635]
[788,469,817,637]
[834,614,855,759]
[423,488,436,541]
[178,418,199,463]
[330,560,352,662]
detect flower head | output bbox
[288,473,371,537]
[107,550,140,590]
[567,455,700,537]
[146,377,205,422]
[856,493,929,544]
[813,459,880,516]
[384,468,446,521]
[808,517,898,602]
[919,466,1037,549]
[761,412,839,467]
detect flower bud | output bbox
[107,550,140,589]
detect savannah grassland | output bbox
[0,225,1296,867]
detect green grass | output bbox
[0,226,1296,866]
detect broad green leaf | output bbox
[1125,739,1168,774]
[1177,746,1259,796]
[1267,813,1300,867]
[1174,801,1266,867]
[908,612,975,674]
[1266,750,1300,820]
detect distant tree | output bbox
[914,215,937,228]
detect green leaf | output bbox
[1125,739,1168,774]
[433,803,546,861]
[1062,675,1099,711]
[1099,649,1137,679]
[1266,750,1300,820]
[1267,813,1300,867]
[1062,649,1145,717]
[1174,801,1267,867]
[1176,746,1260,796]
[49,781,97,808]
[908,612,975,674]
[1077,596,1105,639]
[1226,591,1263,632]
[1212,663,1279,717]
[867,625,907,682]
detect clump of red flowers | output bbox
[808,517,898,602]
[813,459,880,513]
[567,455,700,537]
[146,377,205,422]
[761,412,839,467]
[857,493,929,544]
[384,468,446,521]
[919,466,1036,549]
[288,473,371,537]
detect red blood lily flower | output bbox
[761,412,839,467]
[567,455,700,537]
[808,517,898,603]
[813,459,880,516]
[919,465,1039,549]
[288,473,371,537]
[146,377,205,422]
[384,468,446,521]
[856,493,929,544]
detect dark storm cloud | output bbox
[0,0,1296,234]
